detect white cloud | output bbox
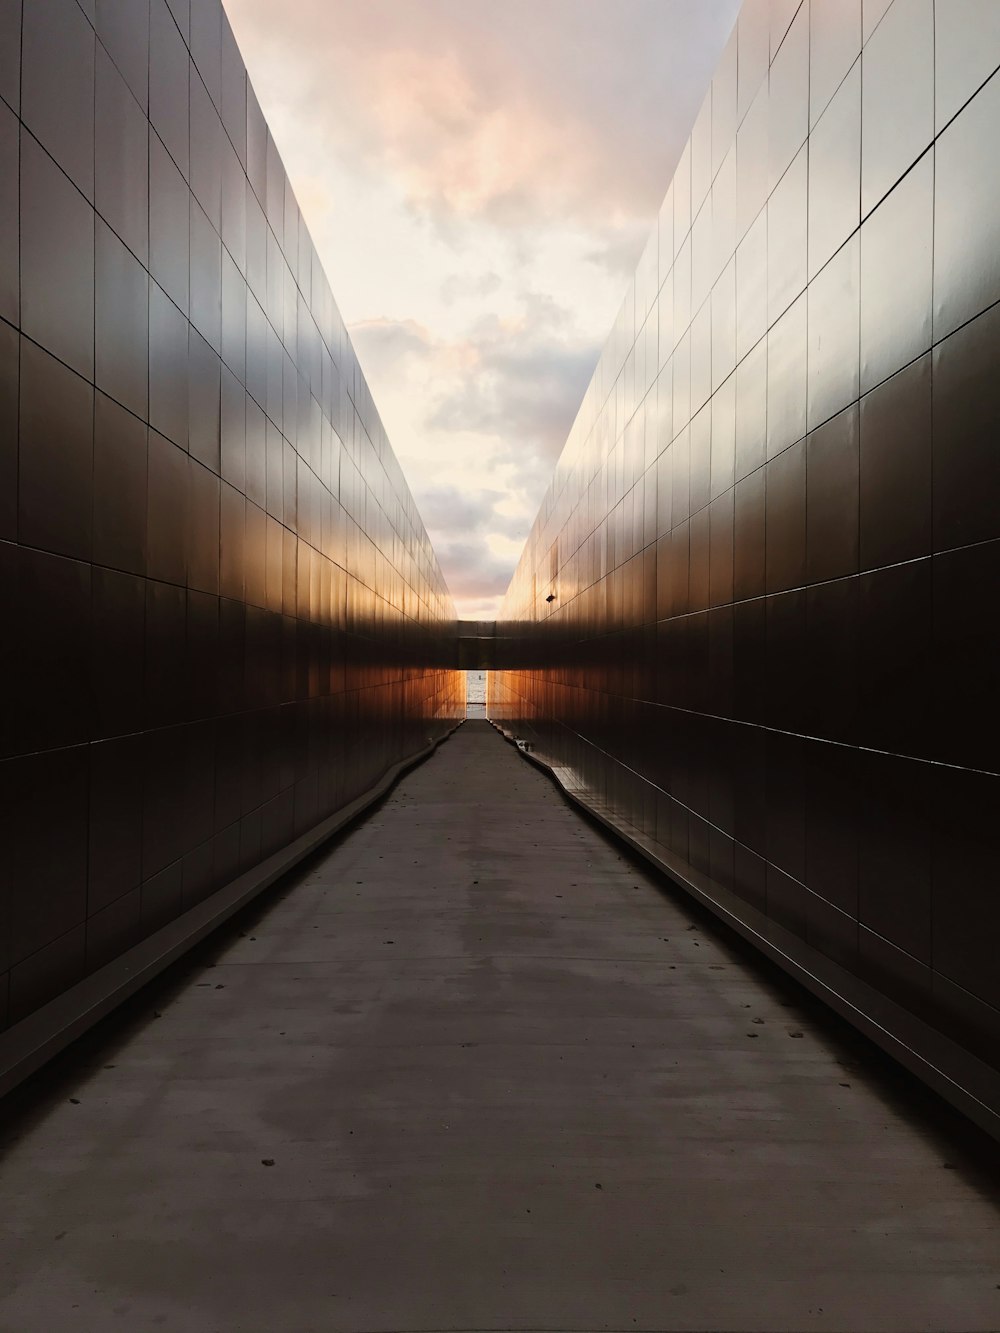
[224,0,741,615]
[348,300,593,613]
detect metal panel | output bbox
[492,0,1000,1106]
[0,0,463,1028]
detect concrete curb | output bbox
[493,719,1000,1144]
[0,719,466,1102]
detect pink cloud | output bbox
[225,0,741,230]
[223,0,743,614]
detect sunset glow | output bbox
[223,0,741,617]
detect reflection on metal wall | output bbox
[491,1,1000,1121]
[0,0,463,1028]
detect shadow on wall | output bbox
[489,0,1000,1133]
[0,0,463,1036]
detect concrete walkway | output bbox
[1,720,998,1332]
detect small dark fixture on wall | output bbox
[545,593,556,603]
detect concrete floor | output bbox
[1,720,998,1332]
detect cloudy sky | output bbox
[224,0,741,618]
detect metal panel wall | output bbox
[0,0,463,1028]
[491,1,1000,1091]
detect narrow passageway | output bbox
[1,721,998,1332]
